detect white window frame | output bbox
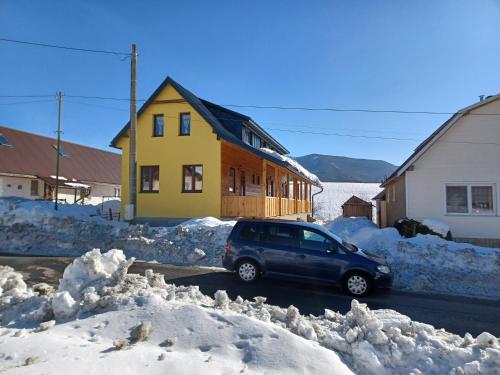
[242,127,252,145]
[444,183,497,216]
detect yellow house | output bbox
[110,77,321,223]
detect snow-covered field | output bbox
[313,182,382,222]
[1,249,499,375]
[329,218,500,300]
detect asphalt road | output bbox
[2,255,499,337]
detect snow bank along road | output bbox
[3,255,499,338]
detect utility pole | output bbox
[127,43,138,221]
[54,91,63,211]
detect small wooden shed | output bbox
[342,195,373,220]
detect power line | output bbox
[0,37,131,57]
[266,128,421,142]
[3,92,500,116]
[0,94,54,98]
[63,99,428,136]
[64,99,129,112]
[61,99,500,146]
[0,99,55,105]
[220,103,500,116]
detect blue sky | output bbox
[1,0,499,165]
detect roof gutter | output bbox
[311,185,324,218]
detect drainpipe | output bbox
[311,184,324,218]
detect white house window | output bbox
[446,184,495,215]
[252,133,261,148]
[471,186,494,214]
[446,186,468,213]
[114,187,121,198]
[242,127,252,145]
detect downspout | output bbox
[311,184,324,218]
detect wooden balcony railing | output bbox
[221,196,311,218]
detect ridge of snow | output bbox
[260,147,322,186]
[421,218,450,237]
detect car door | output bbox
[295,228,349,283]
[259,223,300,275]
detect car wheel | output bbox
[344,272,371,297]
[236,260,259,283]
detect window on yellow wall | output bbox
[153,114,164,137]
[141,166,159,193]
[179,113,191,136]
[183,165,203,192]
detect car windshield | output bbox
[322,227,358,252]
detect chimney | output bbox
[479,95,485,101]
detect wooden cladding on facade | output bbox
[220,141,312,218]
[221,141,263,197]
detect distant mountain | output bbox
[294,154,397,183]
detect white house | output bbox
[376,94,500,247]
[0,125,121,207]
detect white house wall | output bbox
[0,176,39,199]
[0,176,120,206]
[406,99,500,239]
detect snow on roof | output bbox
[64,182,90,188]
[260,148,322,186]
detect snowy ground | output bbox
[1,249,499,375]
[328,218,500,300]
[312,182,382,222]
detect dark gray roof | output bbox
[110,77,320,186]
[110,77,288,154]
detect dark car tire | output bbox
[343,271,372,297]
[236,260,260,283]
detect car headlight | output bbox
[377,265,390,274]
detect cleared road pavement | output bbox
[1,256,499,337]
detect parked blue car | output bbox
[223,219,392,297]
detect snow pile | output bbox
[0,266,34,309]
[57,249,133,300]
[260,147,322,186]
[312,182,382,221]
[0,198,233,266]
[328,217,500,299]
[0,197,125,227]
[1,250,499,375]
[421,218,450,237]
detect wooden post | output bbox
[274,165,279,216]
[128,43,138,221]
[261,159,267,217]
[54,92,63,211]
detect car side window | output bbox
[299,229,336,252]
[264,225,296,247]
[238,223,263,242]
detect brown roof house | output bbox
[0,125,121,205]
